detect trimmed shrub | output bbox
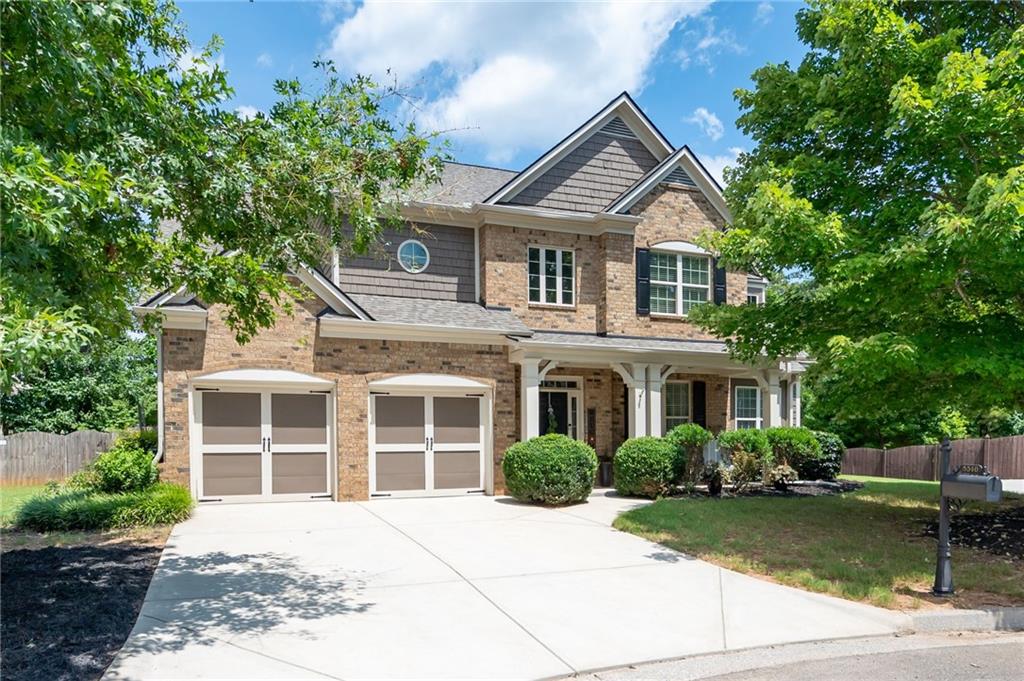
[613,437,679,498]
[502,434,598,505]
[664,423,712,485]
[15,483,194,531]
[718,429,772,492]
[766,427,821,473]
[803,431,845,481]
[93,432,158,493]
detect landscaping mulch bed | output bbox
[675,479,864,499]
[922,506,1024,562]
[1,532,166,681]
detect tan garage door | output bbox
[198,390,331,501]
[371,394,484,497]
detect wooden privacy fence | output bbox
[843,435,1024,481]
[0,430,117,485]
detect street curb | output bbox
[910,607,1024,632]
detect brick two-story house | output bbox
[137,93,805,503]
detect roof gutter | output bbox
[401,201,640,236]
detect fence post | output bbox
[982,435,990,471]
[881,447,888,478]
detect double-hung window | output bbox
[664,381,691,430]
[650,252,710,316]
[734,385,762,429]
[528,246,574,306]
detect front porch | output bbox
[509,332,804,458]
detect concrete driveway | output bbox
[105,491,910,680]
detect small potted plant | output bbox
[701,462,729,497]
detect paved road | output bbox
[105,492,910,680]
[584,632,1024,681]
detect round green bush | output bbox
[765,427,821,473]
[92,433,158,493]
[803,431,845,480]
[613,437,679,498]
[502,434,598,505]
[664,423,712,484]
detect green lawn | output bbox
[613,476,1024,610]
[0,485,46,527]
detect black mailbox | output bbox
[940,469,1002,502]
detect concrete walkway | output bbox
[105,491,910,680]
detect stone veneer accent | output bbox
[161,289,516,501]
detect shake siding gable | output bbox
[335,223,476,302]
[506,132,659,213]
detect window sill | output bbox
[650,313,695,320]
[528,303,576,311]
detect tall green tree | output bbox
[1,334,156,434]
[696,0,1024,431]
[1,0,444,392]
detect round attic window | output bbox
[397,239,429,273]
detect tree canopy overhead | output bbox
[1,0,444,391]
[696,0,1024,424]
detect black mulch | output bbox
[922,506,1024,561]
[675,479,864,499]
[1,541,164,681]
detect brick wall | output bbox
[479,224,602,332]
[482,185,749,339]
[161,287,516,501]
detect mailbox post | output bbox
[932,438,1003,596]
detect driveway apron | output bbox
[104,492,910,680]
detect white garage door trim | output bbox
[188,370,336,503]
[368,374,494,499]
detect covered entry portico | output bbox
[511,332,805,442]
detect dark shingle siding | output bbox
[504,133,659,213]
[337,223,475,302]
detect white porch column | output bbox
[790,375,802,427]
[629,364,649,438]
[647,366,665,437]
[520,359,541,441]
[762,371,783,428]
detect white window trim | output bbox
[650,251,711,317]
[664,380,692,430]
[746,282,765,305]
[397,239,430,274]
[528,245,575,308]
[734,385,762,430]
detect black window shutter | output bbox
[692,381,707,428]
[636,248,650,316]
[713,259,727,305]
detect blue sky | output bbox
[177,1,808,183]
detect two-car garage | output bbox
[189,370,492,502]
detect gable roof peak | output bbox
[484,92,674,205]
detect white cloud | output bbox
[175,47,224,75]
[235,105,260,121]
[699,146,744,186]
[755,1,774,25]
[685,107,724,141]
[676,17,746,73]
[256,52,273,68]
[328,1,711,164]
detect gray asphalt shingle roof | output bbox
[512,331,730,354]
[411,162,519,207]
[340,293,533,335]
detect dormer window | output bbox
[650,251,710,316]
[397,239,430,273]
[528,246,574,306]
[746,278,766,305]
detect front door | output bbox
[539,378,583,440]
[370,394,484,497]
[197,390,331,502]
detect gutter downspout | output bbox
[154,329,164,464]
